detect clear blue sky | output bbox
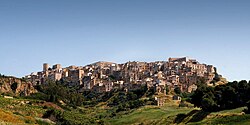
[0,0,250,81]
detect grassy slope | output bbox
[1,96,250,125]
[105,101,194,125]
[189,107,250,125]
[0,109,25,125]
[106,101,250,125]
[0,96,52,125]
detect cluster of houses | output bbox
[25,57,218,94]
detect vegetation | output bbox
[1,74,250,125]
[106,102,193,125]
[165,85,169,94]
[190,80,250,112]
[174,86,181,95]
[23,80,156,124]
[0,96,49,124]
[106,103,250,125]
[28,80,84,108]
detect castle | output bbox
[25,57,218,93]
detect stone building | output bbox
[68,69,84,85]
[26,57,221,94]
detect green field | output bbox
[105,102,250,125]
[105,101,194,125]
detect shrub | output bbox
[26,93,49,101]
[244,100,250,114]
[174,87,181,95]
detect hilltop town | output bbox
[25,57,223,94]
[2,57,250,125]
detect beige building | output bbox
[26,57,220,93]
[68,69,84,85]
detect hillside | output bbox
[0,96,54,125]
[106,106,250,125]
[0,95,249,125]
[0,74,250,125]
[105,101,250,125]
[0,75,37,96]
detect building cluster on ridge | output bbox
[25,57,218,94]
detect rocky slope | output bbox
[0,76,37,96]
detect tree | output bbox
[69,93,84,107]
[201,97,217,112]
[165,85,169,95]
[191,80,250,112]
[245,100,250,114]
[190,85,214,108]
[196,77,207,86]
[213,73,221,82]
[174,87,181,95]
